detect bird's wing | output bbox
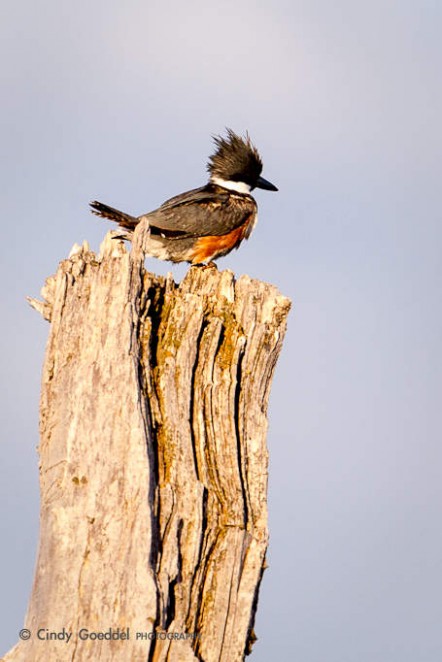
[139,185,256,238]
[158,186,228,211]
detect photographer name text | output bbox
[22,628,199,643]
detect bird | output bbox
[90,129,278,264]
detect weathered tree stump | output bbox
[2,232,290,662]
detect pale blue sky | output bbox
[1,1,442,659]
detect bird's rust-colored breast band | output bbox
[189,216,253,264]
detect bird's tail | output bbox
[90,200,138,230]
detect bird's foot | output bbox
[191,261,218,270]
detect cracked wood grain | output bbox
[3,231,290,662]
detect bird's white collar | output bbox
[211,176,252,194]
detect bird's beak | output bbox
[256,175,278,191]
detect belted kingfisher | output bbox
[90,129,277,264]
